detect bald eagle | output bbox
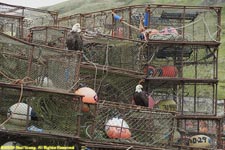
[133,84,149,107]
[66,23,83,51]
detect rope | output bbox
[85,124,92,139]
[121,21,139,31]
[0,83,24,127]
[173,18,202,31]
[137,42,148,69]
[82,54,98,91]
[112,11,221,44]
[112,11,139,31]
[68,78,81,92]
[126,146,133,150]
[0,70,16,82]
[0,70,36,85]
[97,39,109,93]
[0,71,36,127]
[202,17,220,43]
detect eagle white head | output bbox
[72,23,81,32]
[135,84,143,93]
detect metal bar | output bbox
[0,2,58,15]
[26,46,34,77]
[58,4,222,22]
[0,82,84,96]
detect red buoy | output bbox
[161,66,178,77]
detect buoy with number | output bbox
[189,135,211,148]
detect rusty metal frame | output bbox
[176,115,224,149]
[58,4,222,42]
[29,25,71,48]
[0,2,58,19]
[0,2,58,39]
[0,2,223,149]
[53,4,220,149]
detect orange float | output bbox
[75,87,98,104]
[161,66,178,77]
[81,103,90,112]
[105,118,131,139]
[199,121,208,133]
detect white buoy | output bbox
[2,141,21,146]
[105,117,131,139]
[7,103,32,126]
[36,77,54,88]
[189,135,211,148]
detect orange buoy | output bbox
[105,118,131,139]
[75,87,98,104]
[161,66,178,77]
[199,121,208,133]
[82,103,90,112]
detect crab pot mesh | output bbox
[0,33,81,91]
[143,77,217,115]
[142,44,216,79]
[89,101,175,147]
[0,16,23,39]
[177,119,221,149]
[30,26,70,49]
[82,35,217,79]
[83,38,144,71]
[58,5,220,42]
[27,26,217,80]
[177,84,215,115]
[58,14,81,29]
[0,85,82,136]
[79,68,140,103]
[0,3,57,39]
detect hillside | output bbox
[44,0,225,99]
[44,0,224,16]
